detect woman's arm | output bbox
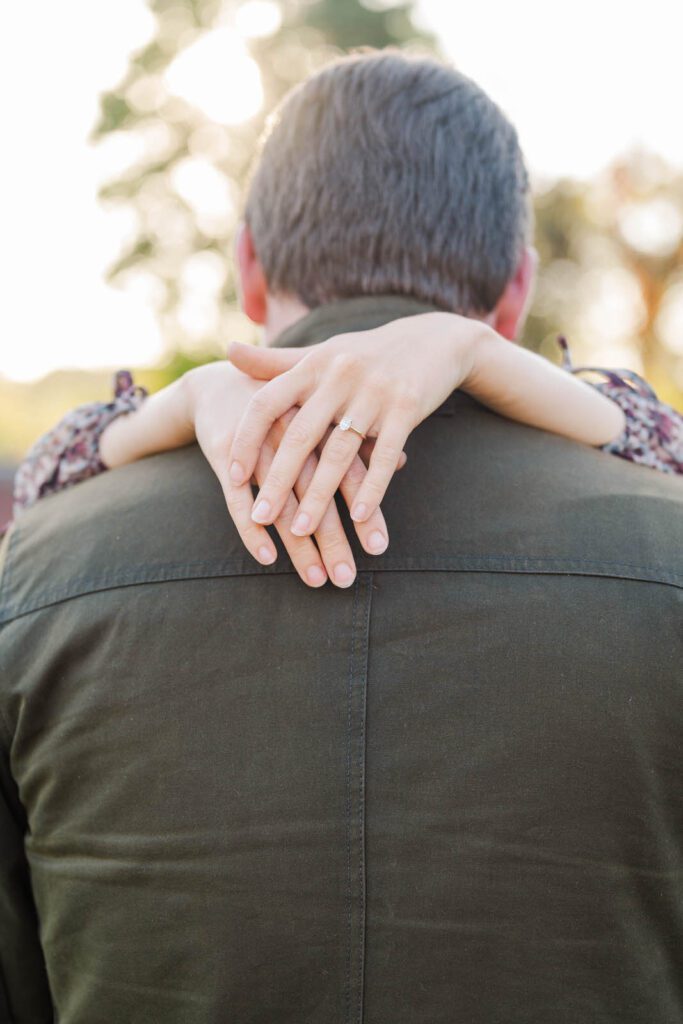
[97,376,194,468]
[12,312,680,573]
[462,327,626,445]
[225,312,643,539]
[12,363,399,589]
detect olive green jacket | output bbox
[1,296,682,1024]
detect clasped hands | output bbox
[185,313,476,589]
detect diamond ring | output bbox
[338,415,367,440]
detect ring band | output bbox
[338,415,367,440]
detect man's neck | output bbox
[262,292,497,347]
[263,294,311,345]
[268,294,446,350]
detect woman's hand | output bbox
[226,312,489,537]
[183,362,395,588]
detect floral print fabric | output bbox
[557,336,683,476]
[9,339,683,525]
[12,371,147,519]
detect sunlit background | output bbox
[2,0,683,472]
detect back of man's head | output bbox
[245,50,531,316]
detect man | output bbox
[1,51,681,1023]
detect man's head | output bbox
[237,50,536,341]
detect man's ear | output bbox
[235,222,268,325]
[490,245,538,341]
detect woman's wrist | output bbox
[100,374,197,469]
[387,311,485,411]
[182,361,243,426]
[445,315,493,392]
[462,326,628,446]
[460,324,511,397]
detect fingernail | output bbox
[230,461,244,484]
[351,503,368,522]
[252,499,271,523]
[307,565,327,586]
[368,530,388,554]
[258,546,276,564]
[334,562,355,587]
[291,512,311,536]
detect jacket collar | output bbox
[271,294,444,349]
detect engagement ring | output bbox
[338,416,367,440]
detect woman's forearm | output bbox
[99,321,626,474]
[99,376,195,468]
[462,328,626,447]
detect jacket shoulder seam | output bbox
[0,554,681,625]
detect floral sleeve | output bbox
[12,371,148,519]
[557,336,683,475]
[7,338,682,532]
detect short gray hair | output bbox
[245,50,531,314]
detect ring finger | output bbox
[250,387,377,527]
[312,427,393,556]
[289,405,378,537]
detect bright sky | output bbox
[1,0,682,382]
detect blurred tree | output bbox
[90,3,682,410]
[91,0,435,359]
[527,150,683,406]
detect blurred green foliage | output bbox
[528,153,683,407]
[88,0,683,406]
[89,0,435,354]
[2,0,682,464]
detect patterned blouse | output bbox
[7,338,683,526]
[11,371,148,521]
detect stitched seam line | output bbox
[356,573,372,1024]
[0,603,14,747]
[2,557,681,625]
[344,579,360,1024]
[0,523,20,746]
[0,518,20,616]
[6,551,683,611]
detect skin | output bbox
[229,225,625,538]
[100,224,625,590]
[99,363,400,589]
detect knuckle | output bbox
[359,475,386,500]
[371,445,400,470]
[262,466,289,493]
[248,390,273,418]
[225,490,247,514]
[324,434,354,465]
[285,418,313,450]
[316,523,347,551]
[233,421,264,452]
[305,483,332,508]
